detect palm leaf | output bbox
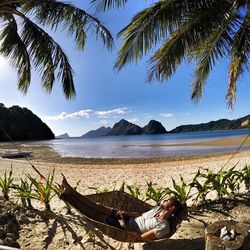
[91,0,128,12]
[22,0,114,50]
[227,9,250,109]
[113,0,248,109]
[0,16,31,93]
[0,0,114,98]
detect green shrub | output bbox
[0,168,13,200]
[165,175,191,204]
[145,181,168,205]
[126,184,141,199]
[189,169,212,205]
[15,178,33,207]
[241,165,250,191]
[27,169,56,211]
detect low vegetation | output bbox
[0,164,249,242]
[0,167,13,200]
[0,165,249,209]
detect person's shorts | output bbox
[104,213,130,229]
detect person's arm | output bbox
[120,208,152,217]
[122,211,142,217]
[139,230,157,241]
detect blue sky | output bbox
[0,1,249,137]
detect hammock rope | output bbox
[219,133,250,172]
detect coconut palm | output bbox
[92,0,250,109]
[0,1,114,99]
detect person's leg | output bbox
[104,216,124,229]
[60,177,112,221]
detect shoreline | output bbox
[0,134,250,165]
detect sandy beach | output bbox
[0,137,249,249]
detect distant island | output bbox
[56,133,70,139]
[82,119,167,138]
[82,126,112,138]
[81,115,250,138]
[171,114,250,133]
[0,103,54,141]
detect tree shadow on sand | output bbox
[41,211,118,250]
[190,194,250,217]
[140,238,205,250]
[29,193,249,250]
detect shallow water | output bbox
[28,129,250,158]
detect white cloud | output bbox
[96,108,128,118]
[99,120,108,125]
[160,113,173,118]
[142,113,152,119]
[42,107,128,121]
[128,118,139,124]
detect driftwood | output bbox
[205,221,250,250]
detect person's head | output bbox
[160,198,182,215]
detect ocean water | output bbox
[30,129,250,158]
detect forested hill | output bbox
[0,104,54,141]
[171,115,250,133]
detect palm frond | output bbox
[115,0,229,71]
[147,22,193,82]
[146,1,229,82]
[20,14,75,98]
[191,4,239,101]
[227,10,250,109]
[91,0,128,12]
[22,0,114,50]
[115,0,184,70]
[113,0,248,109]
[0,1,114,98]
[0,15,31,93]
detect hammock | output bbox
[60,176,188,243]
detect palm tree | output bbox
[92,0,250,109]
[0,1,114,99]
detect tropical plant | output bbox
[84,228,96,242]
[241,165,250,191]
[145,181,168,205]
[0,168,13,200]
[224,166,242,195]
[27,169,56,211]
[126,184,141,199]
[93,0,250,109]
[189,169,212,205]
[15,178,33,207]
[118,181,126,192]
[88,186,109,194]
[0,0,113,98]
[166,175,191,204]
[199,168,231,198]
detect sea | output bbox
[28,129,250,158]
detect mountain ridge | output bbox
[81,115,250,138]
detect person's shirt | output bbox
[127,206,170,239]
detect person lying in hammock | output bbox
[104,198,182,241]
[60,177,185,241]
